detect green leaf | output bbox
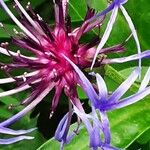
[77,86,87,99]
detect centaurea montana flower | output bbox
[56,55,150,149]
[0,126,36,144]
[0,0,149,128]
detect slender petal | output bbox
[102,144,120,150]
[108,68,140,103]
[0,126,36,135]
[62,0,69,18]
[51,85,63,112]
[87,0,127,23]
[99,111,110,144]
[53,0,64,26]
[105,87,150,111]
[0,84,31,97]
[96,73,108,101]
[0,136,34,145]
[0,71,39,84]
[55,113,69,141]
[103,50,150,64]
[73,105,103,149]
[87,2,115,23]
[0,47,37,60]
[91,6,119,69]
[120,5,141,69]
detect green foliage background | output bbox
[0,0,150,149]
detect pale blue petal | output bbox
[104,50,150,64]
[0,127,36,135]
[91,6,119,69]
[108,68,140,103]
[105,87,150,111]
[0,136,34,145]
[54,113,69,141]
[96,73,108,102]
[120,5,141,69]
[99,111,110,144]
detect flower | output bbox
[0,0,104,122]
[0,0,149,126]
[89,0,142,70]
[61,55,150,149]
[0,126,36,144]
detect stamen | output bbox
[37,14,42,21]
[13,28,25,38]
[1,65,8,70]
[44,52,56,58]
[1,42,9,49]
[98,54,107,63]
[13,28,19,34]
[53,69,58,77]
[8,104,19,110]
[17,50,21,55]
[23,72,27,82]
[26,2,31,10]
[74,54,81,58]
[49,111,54,119]
[64,85,69,90]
